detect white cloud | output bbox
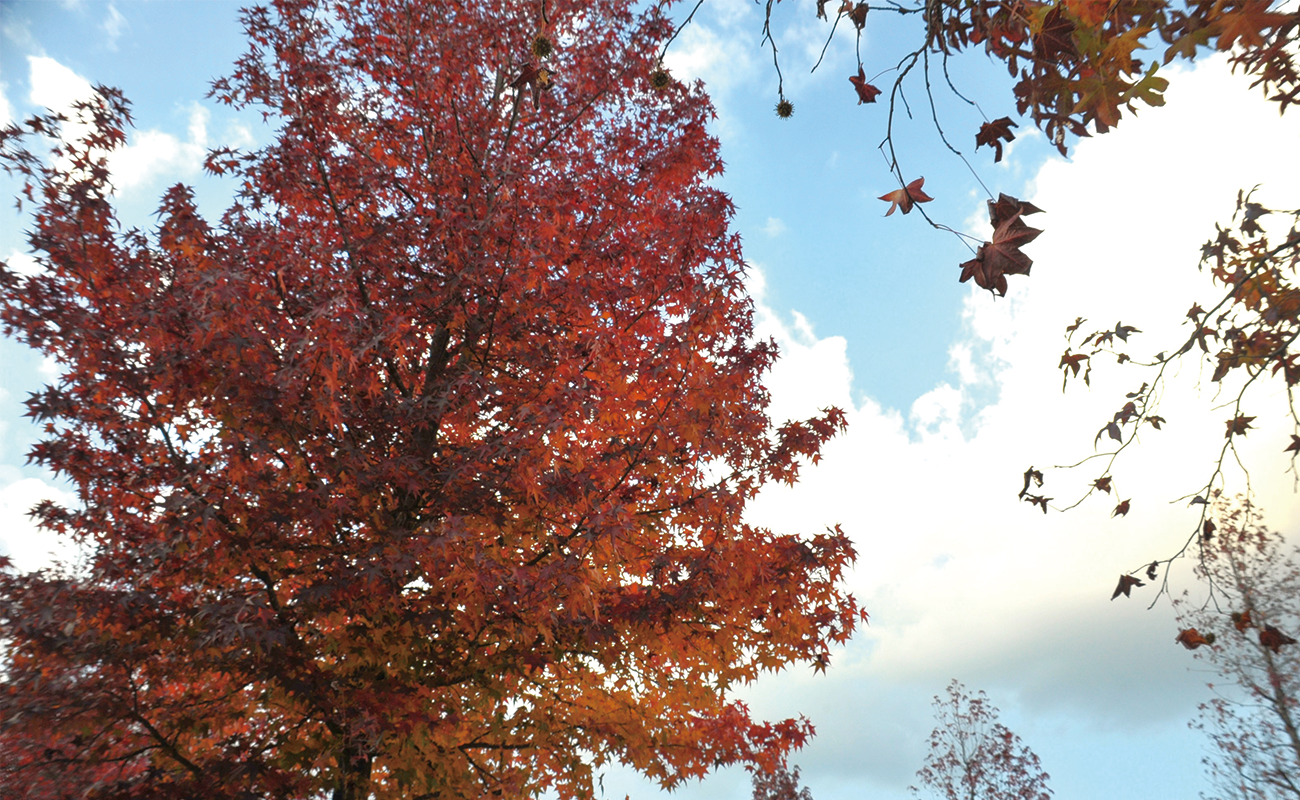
[26,56,212,193]
[102,4,127,51]
[718,52,1300,798]
[763,216,787,237]
[107,103,210,191]
[0,477,80,573]
[28,55,95,120]
[0,82,13,127]
[661,20,754,96]
[3,251,42,277]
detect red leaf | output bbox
[510,62,556,107]
[1175,628,1215,649]
[878,177,934,216]
[1260,625,1298,653]
[850,67,882,104]
[1112,499,1131,517]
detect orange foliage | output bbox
[0,1,865,797]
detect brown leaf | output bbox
[987,193,1045,230]
[1232,610,1254,632]
[1111,498,1131,517]
[1018,466,1044,498]
[1092,476,1112,494]
[1022,493,1052,513]
[848,1,869,29]
[1111,573,1144,599]
[1225,414,1256,438]
[960,195,1044,295]
[975,117,1018,162]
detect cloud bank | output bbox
[604,52,1300,800]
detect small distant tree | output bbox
[1174,495,1300,799]
[751,763,814,800]
[912,680,1052,800]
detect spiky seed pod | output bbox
[531,34,554,60]
[650,68,671,90]
[775,98,794,118]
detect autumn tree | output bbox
[0,0,866,797]
[1174,495,1300,799]
[911,680,1052,800]
[751,763,815,800]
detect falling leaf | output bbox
[1175,628,1215,649]
[850,67,882,104]
[1111,574,1144,599]
[974,117,1018,162]
[1259,625,1298,653]
[879,177,933,216]
[1112,499,1131,517]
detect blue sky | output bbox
[1,1,1299,798]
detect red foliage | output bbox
[912,680,1052,800]
[0,1,865,797]
[752,763,815,800]
[850,67,882,104]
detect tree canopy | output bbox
[0,1,864,797]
